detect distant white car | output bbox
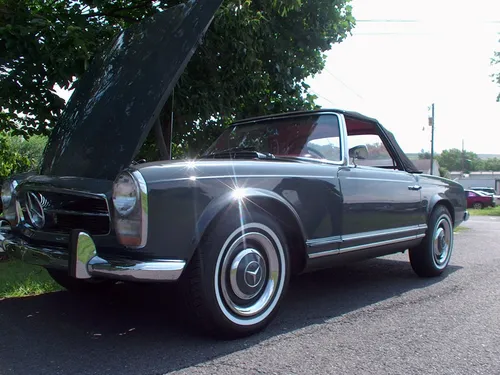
[469,187,500,201]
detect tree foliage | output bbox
[436,148,492,172]
[1,0,355,158]
[493,45,500,102]
[437,148,479,172]
[0,134,32,181]
[482,157,500,172]
[418,150,431,159]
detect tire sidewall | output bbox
[200,209,290,335]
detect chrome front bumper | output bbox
[464,210,470,222]
[0,229,185,282]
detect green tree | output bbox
[438,166,450,179]
[493,45,500,102]
[8,134,48,170]
[436,148,484,172]
[1,0,355,159]
[0,133,32,181]
[418,149,431,159]
[483,157,500,171]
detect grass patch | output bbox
[454,226,470,233]
[0,258,62,299]
[469,206,500,217]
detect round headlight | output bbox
[1,180,17,208]
[112,172,138,216]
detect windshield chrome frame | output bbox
[203,111,349,166]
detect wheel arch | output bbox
[190,188,308,275]
[428,195,455,226]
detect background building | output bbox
[450,171,500,193]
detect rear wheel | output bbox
[472,202,483,209]
[181,208,290,339]
[47,269,115,294]
[409,205,454,277]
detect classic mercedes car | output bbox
[0,0,468,339]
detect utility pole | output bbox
[429,103,435,175]
[462,139,465,172]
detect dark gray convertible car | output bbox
[0,0,468,339]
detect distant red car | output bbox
[465,189,496,209]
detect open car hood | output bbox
[40,0,222,180]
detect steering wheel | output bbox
[305,146,325,159]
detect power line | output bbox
[352,32,500,36]
[323,68,364,100]
[309,89,336,106]
[357,19,419,23]
[356,19,500,24]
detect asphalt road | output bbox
[1,216,499,375]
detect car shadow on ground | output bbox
[0,257,461,375]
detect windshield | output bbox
[203,114,342,162]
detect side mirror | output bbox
[349,145,369,161]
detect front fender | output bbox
[191,187,307,257]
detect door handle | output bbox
[408,185,422,191]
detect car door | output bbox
[337,134,426,253]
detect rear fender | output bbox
[427,194,455,226]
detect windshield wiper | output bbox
[203,146,276,159]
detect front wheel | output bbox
[409,205,454,277]
[181,208,290,339]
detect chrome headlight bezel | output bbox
[112,172,139,217]
[112,170,148,249]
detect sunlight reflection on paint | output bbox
[232,188,246,200]
[185,160,197,170]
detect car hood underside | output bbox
[40,0,222,181]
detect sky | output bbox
[306,0,500,154]
[54,0,500,155]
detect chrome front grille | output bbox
[17,189,111,235]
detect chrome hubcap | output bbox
[230,248,267,300]
[433,216,452,267]
[218,226,283,322]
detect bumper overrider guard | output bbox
[0,227,185,282]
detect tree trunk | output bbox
[154,117,170,160]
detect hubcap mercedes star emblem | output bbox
[244,261,263,288]
[26,192,46,229]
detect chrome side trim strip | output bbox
[344,177,413,184]
[308,232,426,259]
[342,224,426,242]
[306,236,342,247]
[308,249,338,259]
[340,233,425,254]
